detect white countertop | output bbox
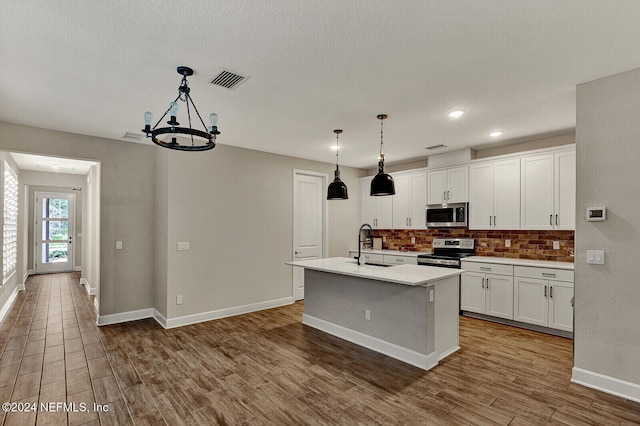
[461,256,574,270]
[286,257,462,286]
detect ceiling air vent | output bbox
[210,69,249,90]
[122,132,143,141]
[426,144,447,150]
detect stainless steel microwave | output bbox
[426,202,468,228]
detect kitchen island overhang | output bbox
[286,257,463,371]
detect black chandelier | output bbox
[143,66,219,151]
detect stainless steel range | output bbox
[417,238,476,269]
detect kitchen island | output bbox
[286,257,463,371]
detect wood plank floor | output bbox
[0,273,638,425]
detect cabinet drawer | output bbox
[383,255,418,265]
[361,253,384,263]
[461,261,513,276]
[514,266,574,282]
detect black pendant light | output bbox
[370,114,395,196]
[327,129,348,200]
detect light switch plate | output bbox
[587,250,605,265]
[177,242,190,251]
[505,239,511,248]
[553,241,560,250]
[116,241,123,250]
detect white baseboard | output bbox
[96,308,155,326]
[79,278,96,296]
[302,313,438,371]
[572,367,640,403]
[95,297,294,329]
[163,297,294,329]
[23,270,33,284]
[93,297,99,315]
[0,284,25,323]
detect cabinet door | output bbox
[360,177,376,225]
[375,195,393,228]
[427,170,447,204]
[447,166,468,203]
[460,272,486,314]
[549,280,574,331]
[392,175,410,229]
[493,158,521,230]
[468,162,494,229]
[521,154,554,229]
[360,177,393,228]
[485,274,514,320]
[554,151,576,230]
[409,172,427,228]
[514,277,548,326]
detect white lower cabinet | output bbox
[513,266,574,332]
[461,262,514,320]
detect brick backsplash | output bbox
[373,229,574,262]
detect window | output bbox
[3,162,18,282]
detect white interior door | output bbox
[35,192,75,274]
[293,170,326,301]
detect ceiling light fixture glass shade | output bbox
[370,114,395,196]
[142,66,220,151]
[327,129,348,200]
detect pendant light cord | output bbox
[335,132,340,169]
[379,118,384,157]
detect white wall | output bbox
[0,153,23,318]
[574,68,640,397]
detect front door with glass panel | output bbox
[35,192,75,273]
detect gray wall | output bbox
[0,121,155,316]
[163,143,365,319]
[575,68,640,385]
[0,121,365,322]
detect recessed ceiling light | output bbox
[489,130,504,137]
[447,109,465,118]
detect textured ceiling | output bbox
[2,1,640,168]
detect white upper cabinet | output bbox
[469,158,520,230]
[520,150,575,230]
[554,150,576,230]
[360,176,393,228]
[427,166,468,204]
[392,171,427,229]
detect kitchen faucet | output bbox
[356,223,373,265]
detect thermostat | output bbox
[587,207,606,222]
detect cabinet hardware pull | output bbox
[544,285,547,298]
[542,273,556,278]
[494,216,497,226]
[480,267,491,271]
[486,278,489,289]
[482,278,484,289]
[409,218,412,226]
[550,286,553,298]
[443,191,446,201]
[556,214,558,226]
[447,190,450,200]
[550,214,553,226]
[489,216,492,226]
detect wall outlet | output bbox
[115,241,123,250]
[505,239,511,248]
[176,295,183,305]
[553,241,560,250]
[411,237,416,244]
[364,309,371,320]
[382,236,386,243]
[177,242,190,251]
